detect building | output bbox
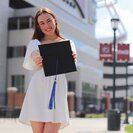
[0,0,103,115]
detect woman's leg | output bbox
[43,122,61,133]
[31,121,45,133]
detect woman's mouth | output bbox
[45,27,52,32]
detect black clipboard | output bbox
[38,40,77,76]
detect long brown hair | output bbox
[32,7,63,41]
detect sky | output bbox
[96,0,133,57]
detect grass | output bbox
[125,125,133,133]
[85,113,105,118]
[85,112,127,118]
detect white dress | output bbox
[19,39,76,129]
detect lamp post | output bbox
[124,61,129,124]
[111,18,119,109]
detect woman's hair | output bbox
[32,7,63,41]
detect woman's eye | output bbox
[40,22,44,25]
[47,19,52,23]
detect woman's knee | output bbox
[31,121,45,133]
[43,122,61,133]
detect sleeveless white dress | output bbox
[19,39,76,129]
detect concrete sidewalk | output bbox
[60,118,127,133]
[0,117,129,133]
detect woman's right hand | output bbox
[31,51,43,69]
[34,56,43,69]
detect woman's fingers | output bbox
[31,51,43,69]
[72,53,77,60]
[35,56,43,69]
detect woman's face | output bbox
[37,13,57,36]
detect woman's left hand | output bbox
[72,52,77,62]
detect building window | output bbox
[62,0,76,8]
[19,16,33,29]
[82,82,97,97]
[8,18,18,30]
[8,16,34,30]
[82,82,98,112]
[82,82,97,104]
[7,46,26,58]
[11,75,25,92]
[68,81,76,92]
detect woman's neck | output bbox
[44,34,59,41]
[41,35,63,44]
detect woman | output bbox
[19,7,77,133]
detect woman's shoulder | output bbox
[27,39,41,50]
[28,39,41,46]
[64,38,74,44]
[64,39,76,52]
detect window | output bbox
[7,46,26,58]
[8,16,34,30]
[19,16,33,29]
[8,18,18,30]
[82,82,97,104]
[68,81,76,92]
[82,82,98,111]
[82,82,97,98]
[11,75,25,92]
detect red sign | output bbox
[99,43,113,61]
[117,44,130,61]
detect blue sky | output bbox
[96,0,133,57]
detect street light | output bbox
[124,61,129,124]
[111,18,119,109]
